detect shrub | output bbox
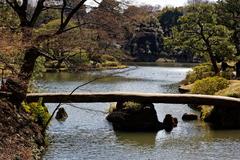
[68,51,90,65]
[101,54,117,62]
[102,61,119,67]
[220,69,235,80]
[200,105,214,120]
[107,101,143,113]
[122,101,142,111]
[185,63,214,84]
[191,76,230,95]
[22,99,50,127]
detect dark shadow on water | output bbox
[114,131,157,147]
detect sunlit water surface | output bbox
[40,65,240,160]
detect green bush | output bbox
[200,105,214,120]
[107,101,143,113]
[102,61,119,67]
[22,99,50,127]
[101,54,117,62]
[122,101,142,111]
[220,69,235,80]
[68,51,90,65]
[185,63,214,84]
[191,76,230,95]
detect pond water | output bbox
[40,64,240,160]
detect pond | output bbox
[40,64,240,160]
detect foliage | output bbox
[157,7,183,36]
[185,63,214,83]
[32,57,46,79]
[220,68,235,80]
[67,50,90,66]
[22,99,50,127]
[0,4,19,28]
[167,3,236,73]
[108,101,143,113]
[102,61,120,67]
[100,54,117,62]
[34,19,76,35]
[216,81,240,98]
[191,76,230,95]
[122,101,143,111]
[0,5,24,65]
[217,0,240,55]
[28,56,47,92]
[200,105,214,120]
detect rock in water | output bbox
[182,113,198,121]
[106,102,164,132]
[163,114,178,132]
[55,108,68,121]
[204,106,240,129]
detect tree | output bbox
[167,3,235,74]
[187,0,209,4]
[1,0,89,103]
[217,0,240,56]
[124,14,164,61]
[158,7,183,36]
[87,0,124,45]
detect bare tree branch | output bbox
[56,0,88,34]
[21,0,28,11]
[29,0,46,27]
[61,0,67,26]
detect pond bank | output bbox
[0,99,47,159]
[42,66,240,159]
[179,75,240,129]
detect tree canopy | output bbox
[166,3,235,74]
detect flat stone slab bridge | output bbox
[25,92,240,107]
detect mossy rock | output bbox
[204,106,240,129]
[55,107,68,121]
[106,101,164,132]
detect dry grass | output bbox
[216,80,240,98]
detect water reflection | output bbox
[42,65,240,160]
[115,131,157,147]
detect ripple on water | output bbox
[42,66,240,160]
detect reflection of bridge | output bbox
[25,92,240,107]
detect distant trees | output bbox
[1,0,89,100]
[217,0,240,56]
[1,0,240,96]
[187,0,209,4]
[167,3,235,74]
[158,7,183,36]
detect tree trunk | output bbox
[5,47,41,105]
[18,47,41,82]
[202,34,219,74]
[233,31,240,56]
[208,51,219,74]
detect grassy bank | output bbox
[45,54,128,72]
[179,63,240,128]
